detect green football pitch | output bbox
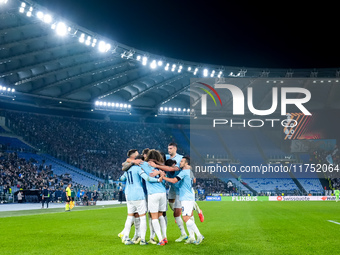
[0,201,339,255]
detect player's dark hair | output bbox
[165,159,176,166]
[160,151,166,163]
[135,155,144,160]
[127,149,138,157]
[183,156,190,166]
[168,142,177,148]
[145,149,164,164]
[142,148,150,155]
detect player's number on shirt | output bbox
[127,172,133,184]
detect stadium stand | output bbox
[5,111,171,181]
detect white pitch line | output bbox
[328,220,340,225]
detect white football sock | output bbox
[123,216,134,239]
[159,215,167,239]
[152,219,163,242]
[133,217,140,238]
[194,201,200,212]
[149,215,155,239]
[169,202,175,211]
[186,218,202,238]
[175,216,187,236]
[139,215,147,241]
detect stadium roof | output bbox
[1,0,340,116]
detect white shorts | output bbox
[174,195,181,209]
[168,186,177,200]
[181,200,194,216]
[148,193,167,213]
[127,200,147,215]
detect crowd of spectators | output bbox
[6,111,176,181]
[310,145,340,189]
[0,151,68,191]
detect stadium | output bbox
[0,0,339,254]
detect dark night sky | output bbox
[34,0,340,69]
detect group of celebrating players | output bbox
[117,143,204,246]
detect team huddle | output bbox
[118,143,204,246]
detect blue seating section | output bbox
[0,136,32,149]
[16,152,103,187]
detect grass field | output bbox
[0,201,339,255]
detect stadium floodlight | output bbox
[26,11,32,17]
[128,104,131,108]
[92,38,97,47]
[43,14,52,24]
[178,108,181,112]
[182,108,186,112]
[160,107,164,111]
[165,63,169,71]
[123,104,127,108]
[188,66,191,71]
[2,86,6,91]
[107,102,111,107]
[210,70,215,77]
[164,107,168,111]
[142,56,148,66]
[174,108,177,112]
[95,101,99,106]
[99,101,103,106]
[98,41,111,52]
[85,36,91,46]
[203,68,208,77]
[19,7,25,13]
[150,60,157,69]
[187,108,190,112]
[158,60,163,66]
[56,22,67,36]
[36,11,44,19]
[79,33,85,43]
[21,2,26,7]
[103,102,107,106]
[168,107,172,112]
[119,103,123,108]
[115,103,119,107]
[11,88,15,92]
[0,86,2,90]
[136,55,141,61]
[98,41,106,52]
[0,0,8,4]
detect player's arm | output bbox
[139,171,162,183]
[122,159,143,171]
[119,172,127,182]
[160,171,180,184]
[122,161,133,171]
[148,161,179,172]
